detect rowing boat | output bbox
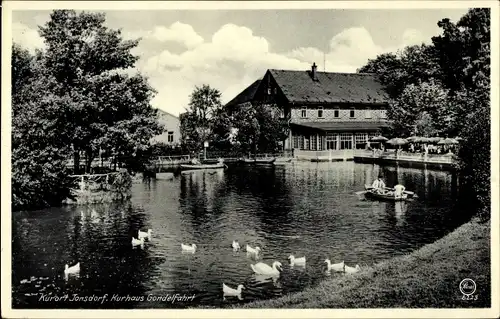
[364,189,408,202]
[364,185,416,198]
[239,158,276,165]
[180,163,225,170]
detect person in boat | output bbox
[393,182,406,199]
[371,176,386,194]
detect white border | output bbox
[2,1,499,318]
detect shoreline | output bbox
[235,217,490,308]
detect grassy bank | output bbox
[239,218,490,308]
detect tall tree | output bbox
[12,45,75,210]
[180,85,224,150]
[38,10,162,173]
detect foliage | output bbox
[388,80,452,137]
[12,10,162,210]
[231,102,260,153]
[180,84,227,150]
[38,10,162,173]
[12,46,75,210]
[359,8,491,219]
[255,104,289,153]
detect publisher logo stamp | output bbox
[459,278,478,300]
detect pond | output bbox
[12,161,474,309]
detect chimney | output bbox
[311,62,318,81]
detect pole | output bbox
[204,146,207,160]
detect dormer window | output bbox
[318,106,324,118]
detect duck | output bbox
[345,264,361,274]
[232,240,241,251]
[288,255,306,267]
[325,259,345,272]
[131,237,145,247]
[250,261,282,277]
[246,244,261,255]
[138,229,152,240]
[64,262,80,275]
[222,283,245,300]
[181,243,197,253]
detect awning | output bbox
[290,121,391,132]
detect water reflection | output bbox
[12,162,473,308]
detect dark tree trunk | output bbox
[85,149,94,174]
[73,150,80,175]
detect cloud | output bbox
[12,22,45,52]
[9,18,433,117]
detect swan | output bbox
[138,229,152,240]
[288,255,306,267]
[232,240,241,251]
[325,259,345,272]
[64,262,80,275]
[181,243,197,253]
[222,283,245,300]
[131,237,144,247]
[246,244,261,255]
[345,264,361,274]
[250,261,282,277]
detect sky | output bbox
[12,8,469,116]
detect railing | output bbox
[294,149,355,160]
[205,150,293,160]
[69,172,121,191]
[354,149,457,164]
[155,155,191,163]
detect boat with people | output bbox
[363,184,416,202]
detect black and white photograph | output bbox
[2,1,499,318]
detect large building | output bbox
[152,109,181,145]
[226,63,391,151]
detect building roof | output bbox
[291,121,391,132]
[269,69,389,105]
[225,79,262,108]
[156,108,179,119]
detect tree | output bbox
[231,102,260,154]
[12,45,75,210]
[388,80,452,137]
[255,104,289,153]
[38,10,162,173]
[180,85,225,150]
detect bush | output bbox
[458,104,490,221]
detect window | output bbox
[310,135,317,151]
[380,110,387,119]
[340,133,353,150]
[304,138,310,150]
[326,134,337,150]
[267,88,271,95]
[355,133,367,149]
[293,135,299,149]
[350,109,355,118]
[273,88,278,95]
[301,107,307,118]
[365,110,372,119]
[318,136,324,150]
[318,106,324,118]
[167,131,174,143]
[334,109,339,118]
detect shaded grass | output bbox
[238,218,490,308]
